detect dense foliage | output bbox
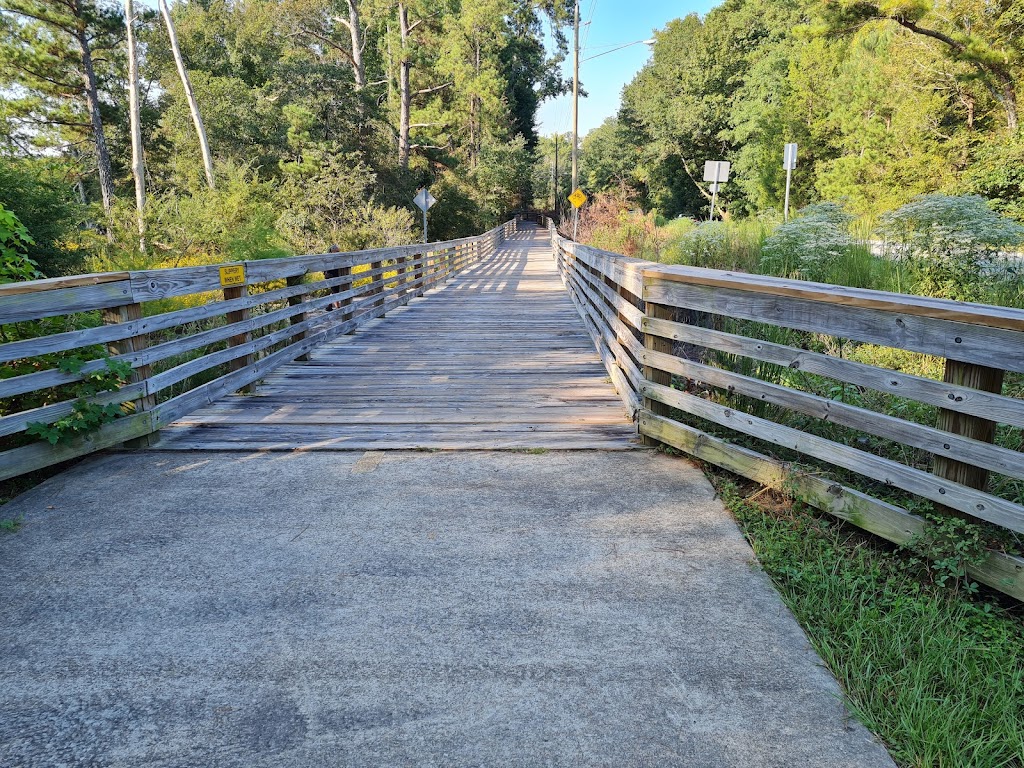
[570,0,1023,222]
[0,0,572,276]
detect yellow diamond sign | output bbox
[568,188,587,208]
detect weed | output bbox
[716,477,1024,768]
[0,516,22,533]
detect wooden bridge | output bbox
[2,215,1023,601]
[153,227,636,451]
[4,213,1024,764]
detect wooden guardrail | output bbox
[0,220,518,481]
[547,221,1024,601]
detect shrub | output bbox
[878,194,1024,303]
[0,203,41,283]
[760,202,854,282]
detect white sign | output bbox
[703,160,730,184]
[413,188,437,212]
[783,143,798,171]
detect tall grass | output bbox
[720,481,1024,768]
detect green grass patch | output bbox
[715,477,1024,768]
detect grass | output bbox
[715,476,1024,768]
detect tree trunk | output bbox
[398,2,411,169]
[125,0,146,252]
[160,0,215,189]
[347,0,365,90]
[74,16,115,214]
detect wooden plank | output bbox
[638,410,1024,602]
[647,262,1024,334]
[640,379,1024,533]
[0,271,130,296]
[0,280,133,324]
[641,315,1024,430]
[934,361,1005,497]
[644,277,1024,373]
[641,346,1024,481]
[0,411,155,483]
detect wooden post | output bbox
[933,359,1005,510]
[286,274,309,362]
[642,301,674,446]
[371,258,384,315]
[223,285,254,393]
[102,302,156,448]
[324,244,342,312]
[415,249,426,297]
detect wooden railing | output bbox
[0,220,518,481]
[547,221,1024,601]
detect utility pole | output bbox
[553,133,559,220]
[571,1,579,195]
[571,0,580,238]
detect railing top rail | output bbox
[0,229,501,299]
[553,229,1024,333]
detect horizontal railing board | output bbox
[0,280,134,324]
[645,277,1024,373]
[0,271,131,296]
[650,263,1024,333]
[568,256,645,331]
[0,411,156,484]
[641,315,1024,430]
[641,346,1024,481]
[641,379,1024,534]
[0,383,147,439]
[638,410,1024,601]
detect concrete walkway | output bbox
[0,450,894,767]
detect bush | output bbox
[0,203,41,283]
[0,158,89,277]
[761,202,854,281]
[878,194,1024,303]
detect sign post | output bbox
[568,188,587,241]
[413,187,438,243]
[702,160,730,221]
[783,143,798,222]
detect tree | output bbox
[124,0,145,250]
[0,0,123,212]
[817,0,1021,133]
[159,0,215,189]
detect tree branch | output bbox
[415,81,453,96]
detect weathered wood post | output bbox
[101,301,155,447]
[222,282,254,393]
[933,358,1006,514]
[415,247,426,297]
[285,274,309,362]
[641,285,674,446]
[371,256,384,315]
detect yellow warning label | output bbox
[219,265,246,287]
[568,188,588,208]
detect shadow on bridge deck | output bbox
[151,226,638,451]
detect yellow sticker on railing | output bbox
[219,265,246,287]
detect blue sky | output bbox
[537,0,718,139]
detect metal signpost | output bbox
[413,187,437,243]
[703,160,730,221]
[569,188,587,241]
[783,143,798,222]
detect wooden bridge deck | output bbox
[152,226,638,451]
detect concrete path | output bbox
[0,450,894,767]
